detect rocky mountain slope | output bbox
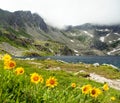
[0,9,120,56]
[0,9,74,56]
[64,23,120,55]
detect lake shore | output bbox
[26,59,120,90]
[15,55,120,68]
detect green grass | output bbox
[0,58,120,103]
[0,26,66,56]
[5,27,31,38]
[30,60,120,79]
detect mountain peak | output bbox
[0,9,48,32]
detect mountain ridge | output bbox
[0,9,120,56]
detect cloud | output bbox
[0,0,120,28]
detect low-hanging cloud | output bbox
[0,0,120,28]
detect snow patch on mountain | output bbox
[109,41,112,43]
[96,29,110,32]
[118,38,120,40]
[70,33,76,36]
[70,40,74,42]
[96,29,104,31]
[83,31,94,38]
[100,33,111,42]
[107,48,120,55]
[105,29,110,31]
[73,49,78,53]
[106,33,110,37]
[100,37,105,42]
[114,33,119,35]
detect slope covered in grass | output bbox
[0,54,120,103]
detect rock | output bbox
[0,42,23,56]
[93,63,100,67]
[79,70,86,73]
[74,70,90,78]
[47,67,61,71]
[109,64,118,69]
[90,73,120,90]
[25,58,31,60]
[46,58,51,60]
[102,63,119,70]
[56,60,68,64]
[30,58,35,60]
[60,46,75,56]
[85,64,91,68]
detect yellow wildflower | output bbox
[39,75,44,83]
[71,83,76,88]
[15,67,24,75]
[46,77,58,88]
[103,83,109,91]
[31,73,43,84]
[90,87,102,98]
[2,54,12,61]
[81,84,92,94]
[110,96,116,101]
[4,60,16,69]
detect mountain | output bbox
[0,9,120,56]
[0,9,75,56]
[64,23,120,55]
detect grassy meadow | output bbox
[0,54,120,103]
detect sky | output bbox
[0,0,120,28]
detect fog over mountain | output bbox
[0,0,120,28]
[0,9,120,56]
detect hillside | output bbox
[0,55,120,103]
[0,9,74,56]
[0,9,120,56]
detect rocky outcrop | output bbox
[0,42,23,56]
[0,9,48,32]
[60,46,75,56]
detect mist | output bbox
[0,0,120,28]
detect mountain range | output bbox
[0,9,120,56]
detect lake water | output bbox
[33,56,120,68]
